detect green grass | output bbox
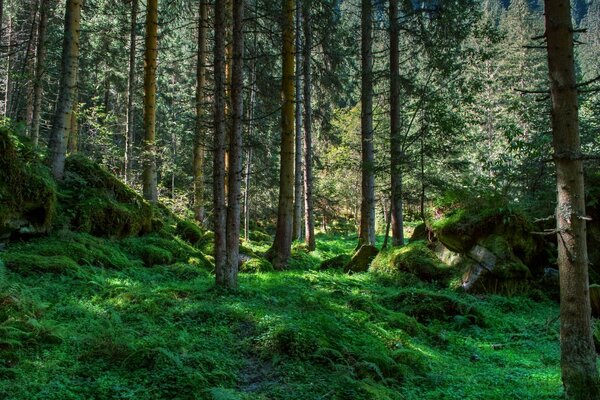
[0,233,564,399]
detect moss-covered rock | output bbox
[240,257,274,273]
[248,230,272,243]
[370,241,451,282]
[409,223,431,243]
[175,220,204,245]
[320,254,351,270]
[196,231,215,256]
[120,233,209,268]
[0,128,57,238]
[61,155,153,238]
[3,253,80,275]
[344,245,378,273]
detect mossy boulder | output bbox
[3,253,80,275]
[196,231,215,256]
[61,155,153,238]
[0,128,57,239]
[248,230,272,243]
[175,220,204,244]
[320,254,351,270]
[409,223,431,243]
[370,241,451,282]
[240,257,274,273]
[344,245,378,273]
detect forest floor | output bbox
[0,233,566,400]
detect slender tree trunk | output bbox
[302,1,315,251]
[544,1,600,398]
[48,0,81,180]
[4,17,12,117]
[420,131,425,220]
[269,0,295,269]
[193,0,208,223]
[142,0,158,202]
[213,0,227,286]
[30,0,49,146]
[293,0,303,241]
[389,0,403,246]
[67,72,78,154]
[224,0,244,289]
[244,147,252,241]
[124,0,138,184]
[359,0,376,247]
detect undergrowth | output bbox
[0,233,564,399]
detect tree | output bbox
[193,0,208,223]
[543,0,600,397]
[30,0,50,146]
[389,0,403,247]
[302,0,315,251]
[48,0,81,180]
[124,0,138,183]
[293,0,303,241]
[269,0,295,269]
[142,0,158,202]
[359,0,376,246]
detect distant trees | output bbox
[543,0,600,397]
[142,0,158,202]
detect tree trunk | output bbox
[30,0,49,146]
[4,17,12,118]
[142,0,158,202]
[213,0,227,286]
[543,1,600,398]
[48,0,81,180]
[269,0,295,269]
[244,147,252,241]
[293,0,303,241]
[124,0,138,184]
[302,0,315,251]
[193,0,208,223]
[359,0,376,247]
[67,73,78,154]
[224,0,244,289]
[389,0,404,247]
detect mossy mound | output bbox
[196,231,215,256]
[120,233,211,268]
[409,223,431,243]
[320,254,351,270]
[344,245,378,273]
[3,254,80,275]
[383,289,485,326]
[240,257,274,273]
[370,241,451,282]
[248,230,272,243]
[175,220,204,245]
[0,128,57,238]
[60,155,153,238]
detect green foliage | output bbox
[240,257,273,273]
[371,241,451,282]
[0,128,57,233]
[320,254,351,270]
[175,219,204,245]
[120,233,210,268]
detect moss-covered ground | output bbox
[0,233,566,399]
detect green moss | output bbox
[240,257,274,273]
[197,231,215,255]
[248,230,272,243]
[344,245,378,273]
[320,254,351,270]
[60,155,153,238]
[0,128,57,233]
[371,241,451,282]
[2,254,79,275]
[120,233,207,267]
[175,220,204,244]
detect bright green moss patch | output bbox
[175,219,204,244]
[3,253,80,275]
[370,241,451,282]
[240,257,273,273]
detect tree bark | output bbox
[30,0,49,146]
[142,0,158,202]
[4,17,12,118]
[224,0,244,289]
[244,147,252,241]
[293,0,303,241]
[543,1,600,398]
[359,0,376,247]
[302,1,315,251]
[124,0,138,184]
[213,0,227,286]
[67,71,78,154]
[389,0,404,247]
[48,0,81,180]
[193,0,208,223]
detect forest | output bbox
[1,0,600,398]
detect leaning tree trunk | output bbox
[269,0,295,269]
[48,0,81,180]
[302,0,315,251]
[213,0,227,286]
[30,0,49,146]
[389,0,403,247]
[224,0,244,289]
[142,0,158,202]
[193,0,208,223]
[292,0,303,241]
[124,0,138,184]
[544,0,600,398]
[359,0,376,247]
